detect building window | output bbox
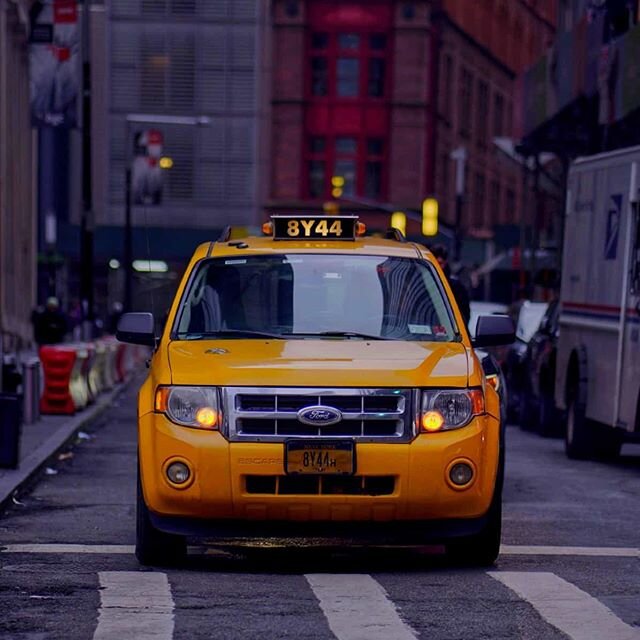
[494,93,505,137]
[459,67,473,138]
[308,160,326,198]
[312,32,329,49]
[309,136,326,153]
[368,58,385,97]
[304,135,386,200]
[336,137,357,154]
[337,58,360,97]
[308,31,387,100]
[311,57,328,96]
[338,33,361,50]
[441,54,453,122]
[365,137,384,198]
[476,80,489,149]
[370,33,387,50]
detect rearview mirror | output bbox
[116,312,156,347]
[472,315,515,348]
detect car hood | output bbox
[168,339,470,388]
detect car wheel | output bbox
[445,490,502,567]
[445,449,503,568]
[537,390,558,438]
[136,470,187,567]
[519,388,534,431]
[565,399,595,460]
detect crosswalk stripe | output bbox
[94,572,174,640]
[489,571,640,640]
[305,574,418,640]
[1,544,134,554]
[500,545,639,558]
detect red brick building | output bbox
[436,0,557,245]
[267,0,557,256]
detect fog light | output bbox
[166,462,190,485]
[449,462,474,486]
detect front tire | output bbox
[445,491,502,567]
[445,447,504,567]
[136,471,187,566]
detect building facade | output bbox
[268,0,435,234]
[61,0,271,313]
[267,0,557,279]
[435,0,558,264]
[0,0,37,349]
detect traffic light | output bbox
[422,197,438,236]
[391,211,406,236]
[331,175,345,198]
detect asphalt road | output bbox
[1,382,639,639]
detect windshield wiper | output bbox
[178,329,285,340]
[282,331,393,341]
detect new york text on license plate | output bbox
[285,441,354,475]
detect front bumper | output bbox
[138,412,500,535]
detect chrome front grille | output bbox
[222,387,416,442]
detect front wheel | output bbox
[445,492,502,567]
[136,471,187,567]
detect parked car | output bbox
[520,299,561,436]
[503,301,548,423]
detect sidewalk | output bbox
[0,384,127,510]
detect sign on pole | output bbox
[29,0,80,128]
[132,129,165,206]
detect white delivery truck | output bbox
[555,145,640,459]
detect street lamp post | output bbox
[122,114,210,312]
[450,146,467,262]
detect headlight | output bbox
[420,389,484,432]
[155,386,220,429]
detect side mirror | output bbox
[472,314,515,348]
[116,312,156,347]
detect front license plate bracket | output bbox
[285,440,355,475]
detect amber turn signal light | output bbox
[422,410,445,432]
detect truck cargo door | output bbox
[616,173,640,432]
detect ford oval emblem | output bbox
[297,405,343,427]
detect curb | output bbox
[0,382,130,511]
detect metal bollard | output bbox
[22,358,41,425]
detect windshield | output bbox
[174,254,457,341]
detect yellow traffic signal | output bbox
[331,175,344,198]
[422,197,438,236]
[391,211,406,236]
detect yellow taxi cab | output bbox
[116,215,515,566]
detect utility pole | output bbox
[79,0,94,337]
[124,167,133,312]
[450,146,467,261]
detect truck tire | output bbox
[136,470,187,567]
[565,398,595,459]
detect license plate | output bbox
[285,441,355,475]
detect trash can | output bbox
[22,358,41,425]
[0,392,21,469]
